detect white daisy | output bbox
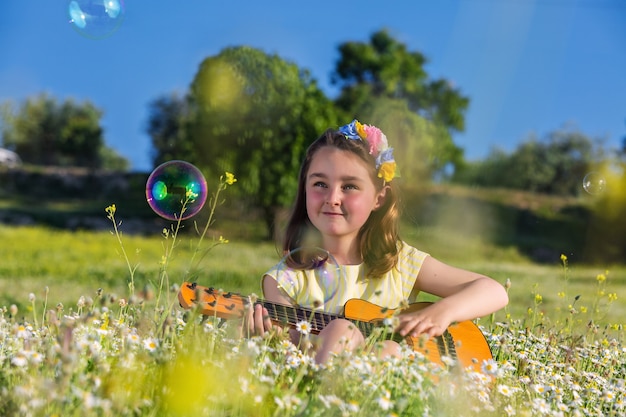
[481,358,499,376]
[143,337,158,352]
[295,320,312,335]
[497,384,514,397]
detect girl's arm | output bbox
[395,256,508,338]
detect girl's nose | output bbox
[326,188,341,206]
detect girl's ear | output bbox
[373,185,390,211]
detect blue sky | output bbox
[1,0,624,172]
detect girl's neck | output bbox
[322,237,362,265]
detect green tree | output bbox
[585,160,626,263]
[98,146,131,171]
[353,97,458,182]
[183,46,338,238]
[1,94,128,170]
[453,127,602,195]
[146,92,195,167]
[332,29,469,173]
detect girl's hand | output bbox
[239,303,273,338]
[394,304,452,338]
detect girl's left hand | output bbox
[239,303,274,338]
[394,305,452,338]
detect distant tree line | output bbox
[0,94,129,171]
[452,127,609,196]
[1,29,624,245]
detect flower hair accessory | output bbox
[338,119,397,183]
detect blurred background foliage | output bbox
[1,29,625,263]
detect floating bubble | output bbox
[277,247,342,307]
[146,161,208,221]
[68,0,125,39]
[582,172,607,195]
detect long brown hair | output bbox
[283,128,401,277]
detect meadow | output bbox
[0,182,624,416]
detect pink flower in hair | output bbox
[363,124,388,157]
[337,119,397,182]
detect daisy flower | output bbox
[497,384,514,397]
[481,358,499,376]
[377,390,393,411]
[295,320,312,335]
[143,337,158,352]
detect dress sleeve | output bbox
[262,264,300,301]
[396,242,429,301]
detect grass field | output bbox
[1,215,623,328]
[0,187,624,416]
[1,178,623,326]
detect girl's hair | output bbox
[283,128,401,277]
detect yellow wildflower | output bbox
[224,172,237,185]
[105,204,116,219]
[186,189,198,200]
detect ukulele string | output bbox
[263,302,332,331]
[204,289,336,331]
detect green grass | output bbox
[0,218,623,328]
[401,223,625,325]
[0,206,623,416]
[0,180,623,327]
[0,225,277,313]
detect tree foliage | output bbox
[147,92,194,166]
[147,46,338,237]
[146,33,473,236]
[453,127,604,196]
[351,97,460,182]
[332,30,469,174]
[584,160,626,263]
[1,94,129,170]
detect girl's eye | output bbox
[312,181,327,188]
[343,184,358,191]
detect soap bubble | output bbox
[68,0,125,39]
[146,161,208,221]
[277,247,342,308]
[582,172,607,195]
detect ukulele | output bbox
[178,281,492,370]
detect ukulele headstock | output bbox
[178,282,247,318]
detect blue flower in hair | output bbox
[338,119,365,141]
[337,119,397,183]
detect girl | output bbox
[243,120,508,364]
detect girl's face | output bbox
[305,147,386,243]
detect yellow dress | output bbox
[263,242,429,315]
